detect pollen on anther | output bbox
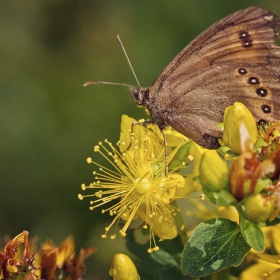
[81,184,86,190]
[94,146,100,152]
[101,234,107,239]
[120,231,126,237]
[95,191,102,198]
[147,248,153,253]
[224,154,231,160]
[110,234,116,240]
[86,157,92,163]
[78,194,83,200]
[188,155,194,161]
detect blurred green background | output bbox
[1,0,280,279]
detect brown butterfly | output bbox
[86,7,280,149]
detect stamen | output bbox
[81,124,188,251]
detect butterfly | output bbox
[86,7,280,149]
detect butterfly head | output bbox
[129,86,150,108]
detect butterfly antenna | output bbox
[84,36,140,89]
[116,35,141,88]
[83,80,134,87]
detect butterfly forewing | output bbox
[147,6,280,147]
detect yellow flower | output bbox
[79,115,194,252]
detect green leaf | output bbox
[240,215,265,252]
[181,218,250,278]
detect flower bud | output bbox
[243,194,275,222]
[199,150,229,192]
[223,102,258,154]
[109,254,139,280]
[230,149,275,201]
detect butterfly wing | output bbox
[148,7,280,146]
[163,63,280,145]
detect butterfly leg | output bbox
[160,129,169,176]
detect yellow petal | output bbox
[257,253,280,264]
[119,115,137,152]
[176,174,201,198]
[240,259,279,280]
[57,236,75,267]
[189,142,207,176]
[162,126,188,147]
[137,204,178,240]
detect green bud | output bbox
[199,150,229,192]
[223,102,258,154]
[109,254,139,280]
[243,194,275,222]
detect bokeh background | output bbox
[1,0,280,279]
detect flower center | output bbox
[134,178,150,194]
